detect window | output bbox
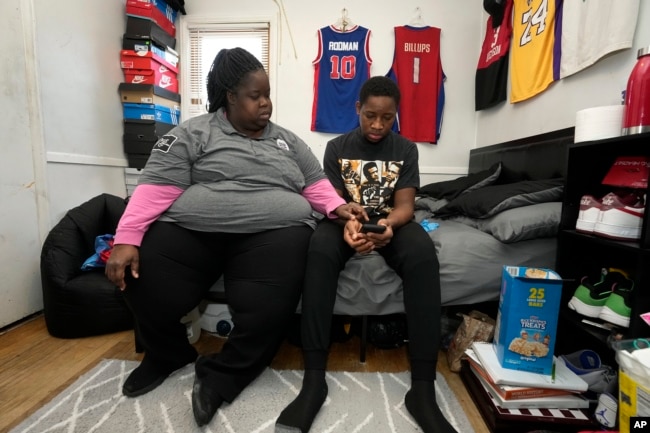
[179,17,274,119]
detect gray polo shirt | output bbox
[139,109,327,233]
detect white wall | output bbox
[1,0,128,328]
[1,0,648,327]
[35,0,129,224]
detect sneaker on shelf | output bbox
[567,268,630,318]
[575,194,601,234]
[558,349,617,395]
[594,392,618,428]
[593,191,645,241]
[599,278,634,328]
[559,349,602,373]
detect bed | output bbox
[332,128,574,316]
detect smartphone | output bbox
[360,223,387,234]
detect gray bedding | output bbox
[333,216,557,315]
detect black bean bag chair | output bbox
[40,193,133,338]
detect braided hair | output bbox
[206,47,265,113]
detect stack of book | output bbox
[461,342,600,433]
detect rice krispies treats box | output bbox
[493,266,563,375]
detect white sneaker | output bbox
[576,195,601,234]
[594,392,618,428]
[593,191,645,241]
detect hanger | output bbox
[334,8,355,32]
[408,7,427,27]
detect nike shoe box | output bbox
[123,133,157,154]
[118,83,180,110]
[121,49,178,92]
[123,118,175,138]
[125,16,176,50]
[120,49,178,75]
[126,0,177,37]
[123,118,174,156]
[123,116,176,154]
[123,69,178,92]
[122,37,179,69]
[493,266,563,376]
[122,102,180,125]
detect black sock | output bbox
[275,370,328,432]
[405,380,458,433]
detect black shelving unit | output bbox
[555,132,650,356]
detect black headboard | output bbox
[468,127,574,183]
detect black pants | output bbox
[122,221,312,401]
[300,219,441,381]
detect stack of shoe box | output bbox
[120,0,182,193]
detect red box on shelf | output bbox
[123,69,178,93]
[120,49,178,75]
[601,155,650,189]
[126,0,176,37]
[121,49,178,92]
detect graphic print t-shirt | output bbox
[323,128,419,216]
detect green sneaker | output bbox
[567,268,630,318]
[599,279,633,328]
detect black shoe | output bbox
[123,354,196,398]
[192,374,223,426]
[123,360,170,397]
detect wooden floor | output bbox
[0,314,490,433]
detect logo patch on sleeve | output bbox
[153,135,178,153]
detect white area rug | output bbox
[11,359,475,433]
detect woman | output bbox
[105,47,364,427]
[275,76,458,433]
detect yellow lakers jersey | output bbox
[510,0,562,103]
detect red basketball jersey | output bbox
[475,0,513,110]
[387,26,445,144]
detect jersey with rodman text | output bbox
[510,0,562,103]
[311,25,372,134]
[476,0,513,110]
[387,25,445,144]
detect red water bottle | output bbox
[622,46,650,135]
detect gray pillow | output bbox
[477,202,562,243]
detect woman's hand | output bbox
[334,202,368,222]
[105,244,140,291]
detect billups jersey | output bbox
[510,0,562,103]
[311,25,372,134]
[387,25,445,144]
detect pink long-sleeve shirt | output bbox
[114,179,345,246]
